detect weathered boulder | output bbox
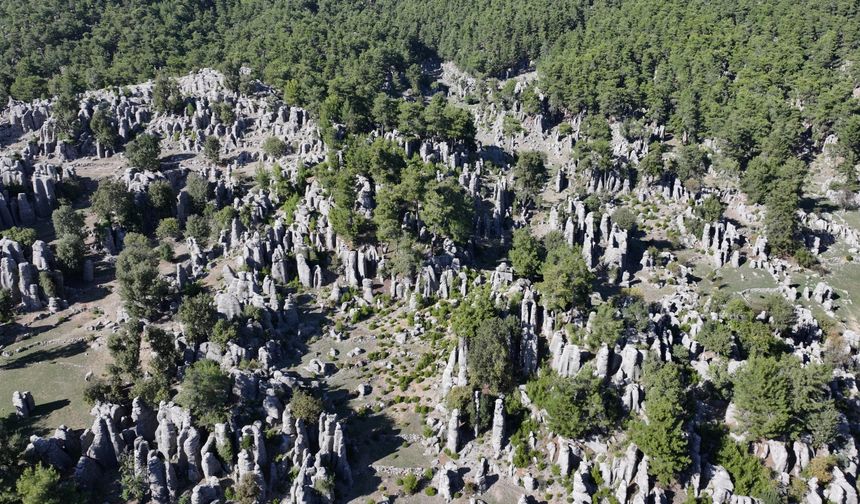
[201,451,221,478]
[705,465,734,504]
[491,397,505,458]
[437,467,453,502]
[12,391,35,418]
[86,417,119,469]
[24,435,73,471]
[446,408,460,453]
[73,456,102,490]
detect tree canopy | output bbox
[115,233,167,319]
[527,368,620,439]
[632,361,691,484]
[537,244,594,312]
[468,316,519,394]
[732,356,838,445]
[125,133,161,171]
[176,359,232,427]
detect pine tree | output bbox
[731,357,792,439]
[632,361,691,484]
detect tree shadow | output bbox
[625,226,649,276]
[341,409,401,500]
[452,465,471,494]
[296,376,406,501]
[472,238,510,270]
[479,145,514,167]
[0,339,88,370]
[0,124,23,148]
[803,227,836,254]
[67,256,114,304]
[70,283,111,305]
[161,152,196,169]
[0,319,64,346]
[277,292,324,368]
[641,237,680,253]
[800,196,838,214]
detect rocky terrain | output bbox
[0,62,859,504]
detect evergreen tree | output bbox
[451,288,497,341]
[115,233,167,320]
[290,390,324,423]
[512,151,548,205]
[468,316,519,394]
[125,133,161,171]
[588,303,624,349]
[16,465,73,504]
[177,293,218,346]
[51,205,84,239]
[421,178,474,244]
[92,179,134,226]
[0,289,14,324]
[632,361,691,484]
[509,228,544,278]
[147,180,176,218]
[176,360,231,427]
[764,178,799,255]
[731,356,792,439]
[534,370,620,439]
[52,76,81,141]
[537,245,594,311]
[90,102,118,150]
[152,73,183,115]
[107,321,142,380]
[203,136,220,164]
[54,234,86,274]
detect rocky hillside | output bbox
[0,36,859,504]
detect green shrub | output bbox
[16,464,75,504]
[526,369,619,439]
[713,435,777,500]
[1,226,37,247]
[803,455,837,484]
[502,115,523,137]
[156,218,181,241]
[263,136,288,158]
[400,473,419,494]
[157,243,174,261]
[126,133,161,170]
[794,247,818,268]
[611,207,637,232]
[0,289,15,323]
[290,389,324,423]
[176,360,231,427]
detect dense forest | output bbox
[541,0,860,157]
[3,0,858,151]
[3,0,860,503]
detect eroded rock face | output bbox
[87,417,120,469]
[446,408,460,454]
[826,468,859,504]
[7,66,860,504]
[705,465,734,504]
[491,397,506,458]
[74,456,102,489]
[24,435,73,471]
[437,467,453,502]
[132,397,157,441]
[147,450,170,504]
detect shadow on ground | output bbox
[0,339,88,370]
